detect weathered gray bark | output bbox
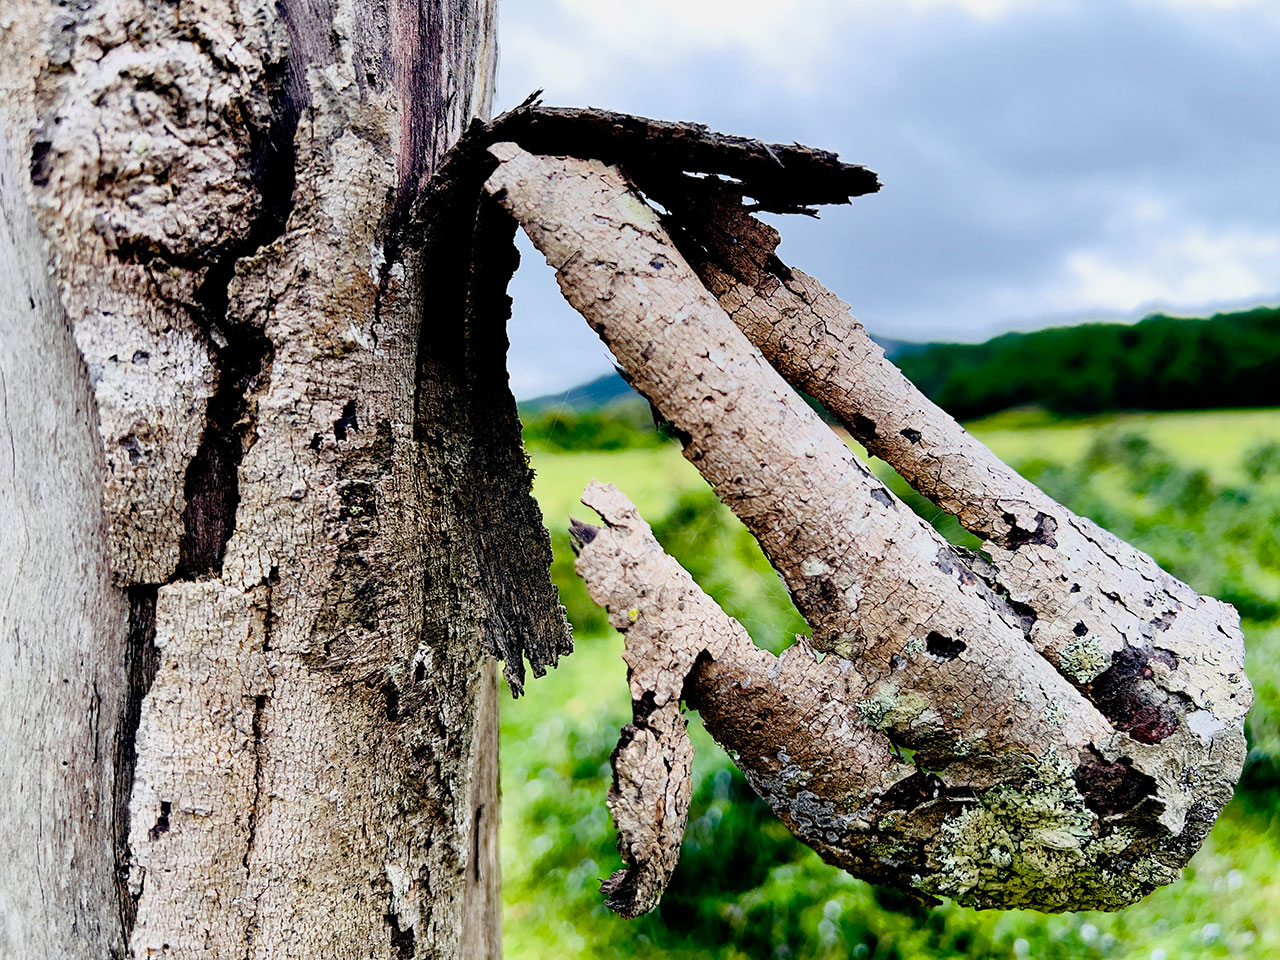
[1,2,567,957]
[485,144,1250,915]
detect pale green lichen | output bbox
[1045,699,1069,727]
[884,692,933,729]
[1059,634,1110,684]
[856,683,899,728]
[831,635,859,660]
[913,747,1174,910]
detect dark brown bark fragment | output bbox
[414,170,571,694]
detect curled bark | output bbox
[484,143,1251,914]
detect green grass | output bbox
[967,408,1280,484]
[531,409,1280,528]
[529,444,701,531]
[504,408,1280,958]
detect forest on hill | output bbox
[895,306,1280,420]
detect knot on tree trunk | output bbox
[470,106,1250,916]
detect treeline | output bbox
[521,399,670,452]
[895,306,1280,420]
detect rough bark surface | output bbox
[1,123,133,960]
[484,144,1251,913]
[2,1,560,957]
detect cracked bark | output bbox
[484,144,1251,914]
[2,1,562,957]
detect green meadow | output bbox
[502,407,1280,959]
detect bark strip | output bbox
[658,183,1252,842]
[574,483,910,917]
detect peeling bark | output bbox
[484,144,1251,914]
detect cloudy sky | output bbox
[495,0,1280,398]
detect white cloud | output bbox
[1064,226,1280,314]
[1158,0,1270,8]
[497,0,1057,105]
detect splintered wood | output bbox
[484,143,1251,914]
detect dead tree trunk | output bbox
[0,3,568,958]
[481,139,1250,916]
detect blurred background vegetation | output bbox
[503,309,1280,959]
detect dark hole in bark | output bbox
[633,689,659,724]
[385,912,416,959]
[339,480,378,519]
[1074,752,1157,817]
[383,680,401,721]
[1000,511,1059,550]
[870,488,895,508]
[899,427,922,444]
[850,413,878,440]
[333,399,358,441]
[119,434,144,465]
[29,139,52,186]
[149,800,171,841]
[1074,621,1089,636]
[925,631,966,661]
[472,803,485,883]
[879,771,946,810]
[1004,596,1038,635]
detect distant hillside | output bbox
[521,369,638,412]
[522,307,1280,422]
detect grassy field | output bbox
[503,408,1280,959]
[967,408,1280,484]
[531,408,1280,523]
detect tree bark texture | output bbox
[484,143,1250,915]
[1,2,567,957]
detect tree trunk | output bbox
[1,2,566,957]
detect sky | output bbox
[495,0,1280,399]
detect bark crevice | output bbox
[113,585,159,940]
[175,53,300,580]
